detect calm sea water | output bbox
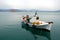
[0,12,60,40]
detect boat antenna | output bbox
[35,11,37,16]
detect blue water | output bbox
[0,12,60,40]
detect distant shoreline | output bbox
[0,9,60,12]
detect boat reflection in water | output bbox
[21,22,51,40]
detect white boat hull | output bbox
[21,21,53,31]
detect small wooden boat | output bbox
[21,12,53,31]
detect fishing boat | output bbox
[21,12,53,31]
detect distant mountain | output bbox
[0,9,34,12]
[0,9,60,12]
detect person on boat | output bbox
[32,17,42,25]
[25,15,31,23]
[22,16,26,22]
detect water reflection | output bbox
[21,22,51,40]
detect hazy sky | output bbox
[0,0,60,11]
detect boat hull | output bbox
[21,21,53,31]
